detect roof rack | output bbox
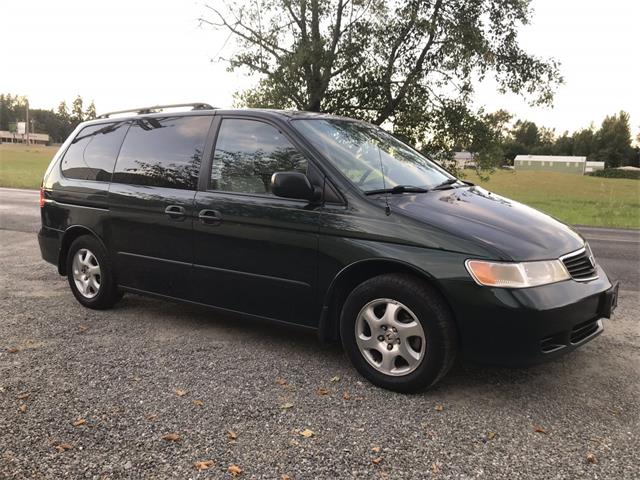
[96,102,216,119]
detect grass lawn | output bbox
[465,169,639,229]
[0,143,59,189]
[1,144,638,228]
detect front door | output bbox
[107,114,214,298]
[191,117,319,325]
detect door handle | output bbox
[164,205,186,219]
[198,209,222,225]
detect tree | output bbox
[71,95,84,124]
[571,127,595,157]
[201,0,562,167]
[85,101,97,120]
[592,111,634,168]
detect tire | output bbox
[340,273,458,393]
[66,235,122,310]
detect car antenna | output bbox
[376,140,391,216]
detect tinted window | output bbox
[61,122,128,181]
[113,116,212,190]
[211,119,307,194]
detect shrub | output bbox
[590,169,640,180]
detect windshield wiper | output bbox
[431,178,459,190]
[364,185,429,195]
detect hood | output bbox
[389,186,584,261]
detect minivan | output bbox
[39,103,619,392]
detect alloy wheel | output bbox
[355,298,426,376]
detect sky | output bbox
[2,0,638,138]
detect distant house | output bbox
[585,161,605,173]
[0,130,50,145]
[514,155,586,174]
[453,151,475,169]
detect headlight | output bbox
[465,259,570,288]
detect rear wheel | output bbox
[340,273,458,392]
[66,235,122,310]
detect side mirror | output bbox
[271,171,317,201]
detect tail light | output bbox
[39,185,45,208]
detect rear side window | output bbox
[61,122,128,181]
[113,115,212,190]
[211,119,307,195]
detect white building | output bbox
[514,155,587,174]
[585,161,605,173]
[452,151,475,169]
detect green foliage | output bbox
[591,111,635,168]
[202,0,562,174]
[590,169,640,180]
[0,94,97,143]
[500,111,637,168]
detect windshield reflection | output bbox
[293,119,453,192]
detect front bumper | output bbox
[444,265,617,367]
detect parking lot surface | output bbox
[1,188,639,479]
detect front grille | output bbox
[561,246,598,281]
[570,319,600,344]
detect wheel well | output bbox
[318,259,455,343]
[58,226,101,275]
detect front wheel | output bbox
[66,235,122,310]
[340,273,458,392]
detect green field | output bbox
[464,169,639,229]
[0,144,59,189]
[1,144,638,228]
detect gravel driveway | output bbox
[1,229,639,479]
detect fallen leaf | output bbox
[281,402,294,410]
[192,399,204,407]
[488,432,497,440]
[281,475,291,480]
[299,429,314,438]
[72,418,87,427]
[372,457,384,465]
[78,325,89,332]
[146,414,158,421]
[161,432,180,442]
[275,378,288,386]
[371,446,381,453]
[227,430,238,441]
[194,460,215,471]
[533,426,547,434]
[432,462,440,474]
[342,391,351,400]
[17,392,30,400]
[435,405,444,412]
[174,388,188,397]
[228,464,243,476]
[586,452,597,464]
[54,442,73,453]
[19,404,28,413]
[316,387,329,396]
[330,376,341,383]
[7,347,19,354]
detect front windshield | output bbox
[293,118,454,192]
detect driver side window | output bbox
[211,119,308,195]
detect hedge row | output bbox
[589,169,640,179]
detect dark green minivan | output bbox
[38,103,618,392]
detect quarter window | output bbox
[113,115,212,190]
[61,122,128,181]
[211,119,307,194]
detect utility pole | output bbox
[25,99,30,145]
